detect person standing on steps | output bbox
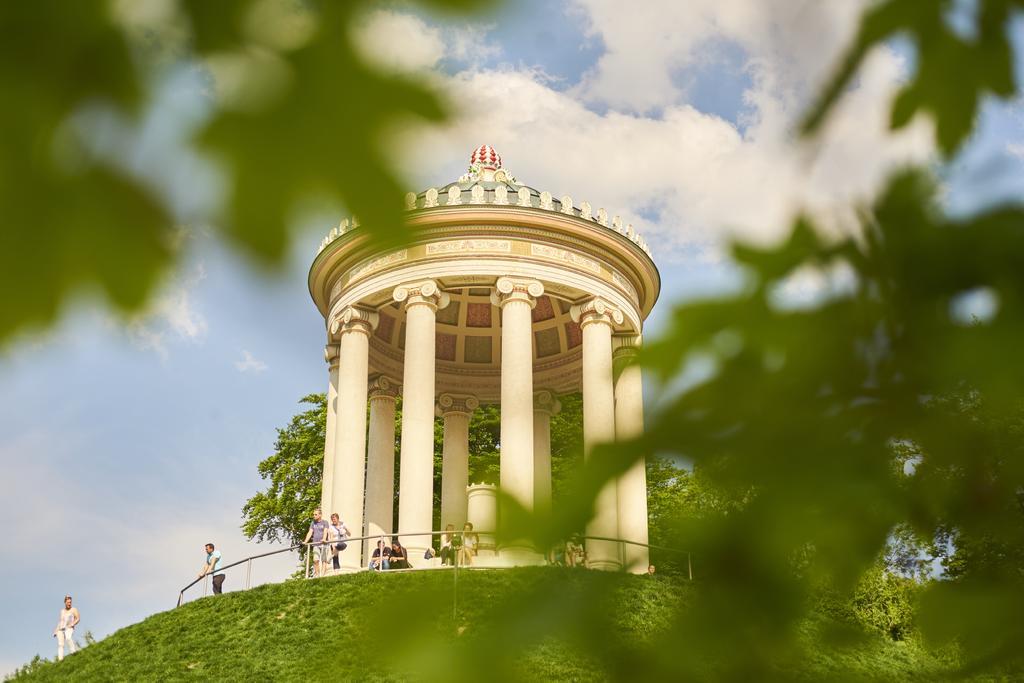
[327,512,350,572]
[302,508,329,577]
[198,542,225,594]
[53,595,79,661]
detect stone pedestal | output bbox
[467,483,498,555]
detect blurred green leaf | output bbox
[0,0,491,344]
[0,2,173,339]
[803,0,1017,155]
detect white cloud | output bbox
[353,10,446,72]
[234,349,268,373]
[570,0,871,116]
[380,1,934,262]
[125,264,208,359]
[352,9,500,73]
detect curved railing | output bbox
[177,530,691,608]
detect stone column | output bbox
[320,343,340,515]
[614,337,649,574]
[571,297,624,571]
[330,306,377,569]
[437,393,478,530]
[492,277,543,556]
[365,375,399,560]
[467,483,498,554]
[533,390,561,516]
[394,280,450,557]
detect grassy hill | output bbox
[9,567,957,681]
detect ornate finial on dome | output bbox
[470,144,502,170]
[459,144,516,184]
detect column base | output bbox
[496,546,546,567]
[586,558,623,572]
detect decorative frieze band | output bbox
[533,389,562,416]
[570,297,624,329]
[489,276,544,310]
[368,374,400,401]
[329,306,379,337]
[436,393,480,417]
[393,280,451,312]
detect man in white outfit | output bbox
[53,595,80,661]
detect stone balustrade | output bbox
[317,184,652,258]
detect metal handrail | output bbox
[177,530,692,607]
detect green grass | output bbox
[9,567,957,682]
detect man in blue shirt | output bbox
[198,542,225,594]
[302,508,330,577]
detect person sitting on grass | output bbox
[388,538,410,569]
[458,522,478,566]
[369,539,390,571]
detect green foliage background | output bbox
[241,392,589,548]
[8,0,1024,678]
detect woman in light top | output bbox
[458,522,479,566]
[326,513,350,572]
[53,595,80,661]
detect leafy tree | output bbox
[245,391,585,544]
[242,394,325,548]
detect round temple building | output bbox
[309,146,660,573]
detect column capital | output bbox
[330,306,378,338]
[612,334,642,358]
[324,343,340,367]
[533,389,562,416]
[570,297,624,329]
[368,374,400,401]
[393,280,450,312]
[490,277,544,310]
[436,393,480,417]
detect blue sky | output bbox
[3,0,1024,673]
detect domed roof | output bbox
[318,147,653,259]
